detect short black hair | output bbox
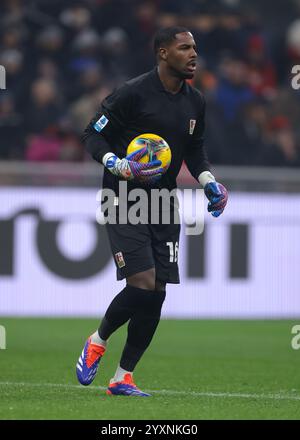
[153,26,191,55]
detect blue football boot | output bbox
[76,337,106,386]
[106,373,151,397]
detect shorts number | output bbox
[166,241,178,263]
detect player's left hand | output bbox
[204,182,228,217]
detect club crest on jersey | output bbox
[93,114,109,132]
[189,119,196,135]
[115,251,125,268]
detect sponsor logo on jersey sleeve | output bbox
[93,115,109,132]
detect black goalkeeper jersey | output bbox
[82,67,211,195]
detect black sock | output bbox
[119,290,166,371]
[98,284,159,341]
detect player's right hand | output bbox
[104,147,163,181]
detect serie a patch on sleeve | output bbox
[93,114,109,132]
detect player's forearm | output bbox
[82,131,112,164]
[184,145,212,183]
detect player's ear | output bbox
[159,48,168,61]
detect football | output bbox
[126,133,171,174]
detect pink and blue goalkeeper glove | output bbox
[104,147,163,181]
[204,182,228,217]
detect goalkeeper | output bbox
[76,26,228,397]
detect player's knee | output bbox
[145,290,166,317]
[127,268,156,290]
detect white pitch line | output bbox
[0,381,300,402]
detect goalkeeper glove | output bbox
[102,147,163,181]
[204,181,228,217]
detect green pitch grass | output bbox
[0,318,299,420]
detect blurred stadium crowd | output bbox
[1,0,300,167]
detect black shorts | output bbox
[106,219,180,284]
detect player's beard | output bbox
[181,70,194,79]
[170,64,194,80]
